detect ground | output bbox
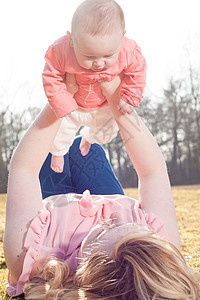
[0,185,200,299]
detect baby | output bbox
[43,0,147,173]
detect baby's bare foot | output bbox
[51,155,64,173]
[79,137,91,156]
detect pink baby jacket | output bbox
[7,191,169,297]
[43,36,147,118]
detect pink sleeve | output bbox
[42,44,78,118]
[7,208,51,297]
[144,212,170,242]
[121,43,147,107]
[133,203,170,242]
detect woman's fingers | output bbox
[66,73,79,96]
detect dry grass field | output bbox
[0,185,200,299]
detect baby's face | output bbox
[71,31,123,72]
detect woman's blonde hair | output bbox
[71,0,125,37]
[24,229,200,299]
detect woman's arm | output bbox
[4,105,62,282]
[99,77,180,249]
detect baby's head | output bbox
[71,0,125,37]
[68,0,125,71]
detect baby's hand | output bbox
[66,73,78,96]
[117,98,134,114]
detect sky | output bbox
[0,0,200,110]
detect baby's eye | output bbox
[86,56,96,59]
[104,54,114,58]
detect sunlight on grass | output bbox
[0,186,200,299]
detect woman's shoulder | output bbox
[104,194,170,241]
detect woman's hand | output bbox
[98,73,124,100]
[66,73,79,96]
[99,74,133,114]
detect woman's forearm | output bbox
[10,105,62,175]
[5,105,63,281]
[106,88,166,178]
[105,84,180,249]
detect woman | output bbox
[4,76,200,299]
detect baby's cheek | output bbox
[107,58,117,68]
[83,61,92,69]
[78,60,90,70]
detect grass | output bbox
[0,186,200,299]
